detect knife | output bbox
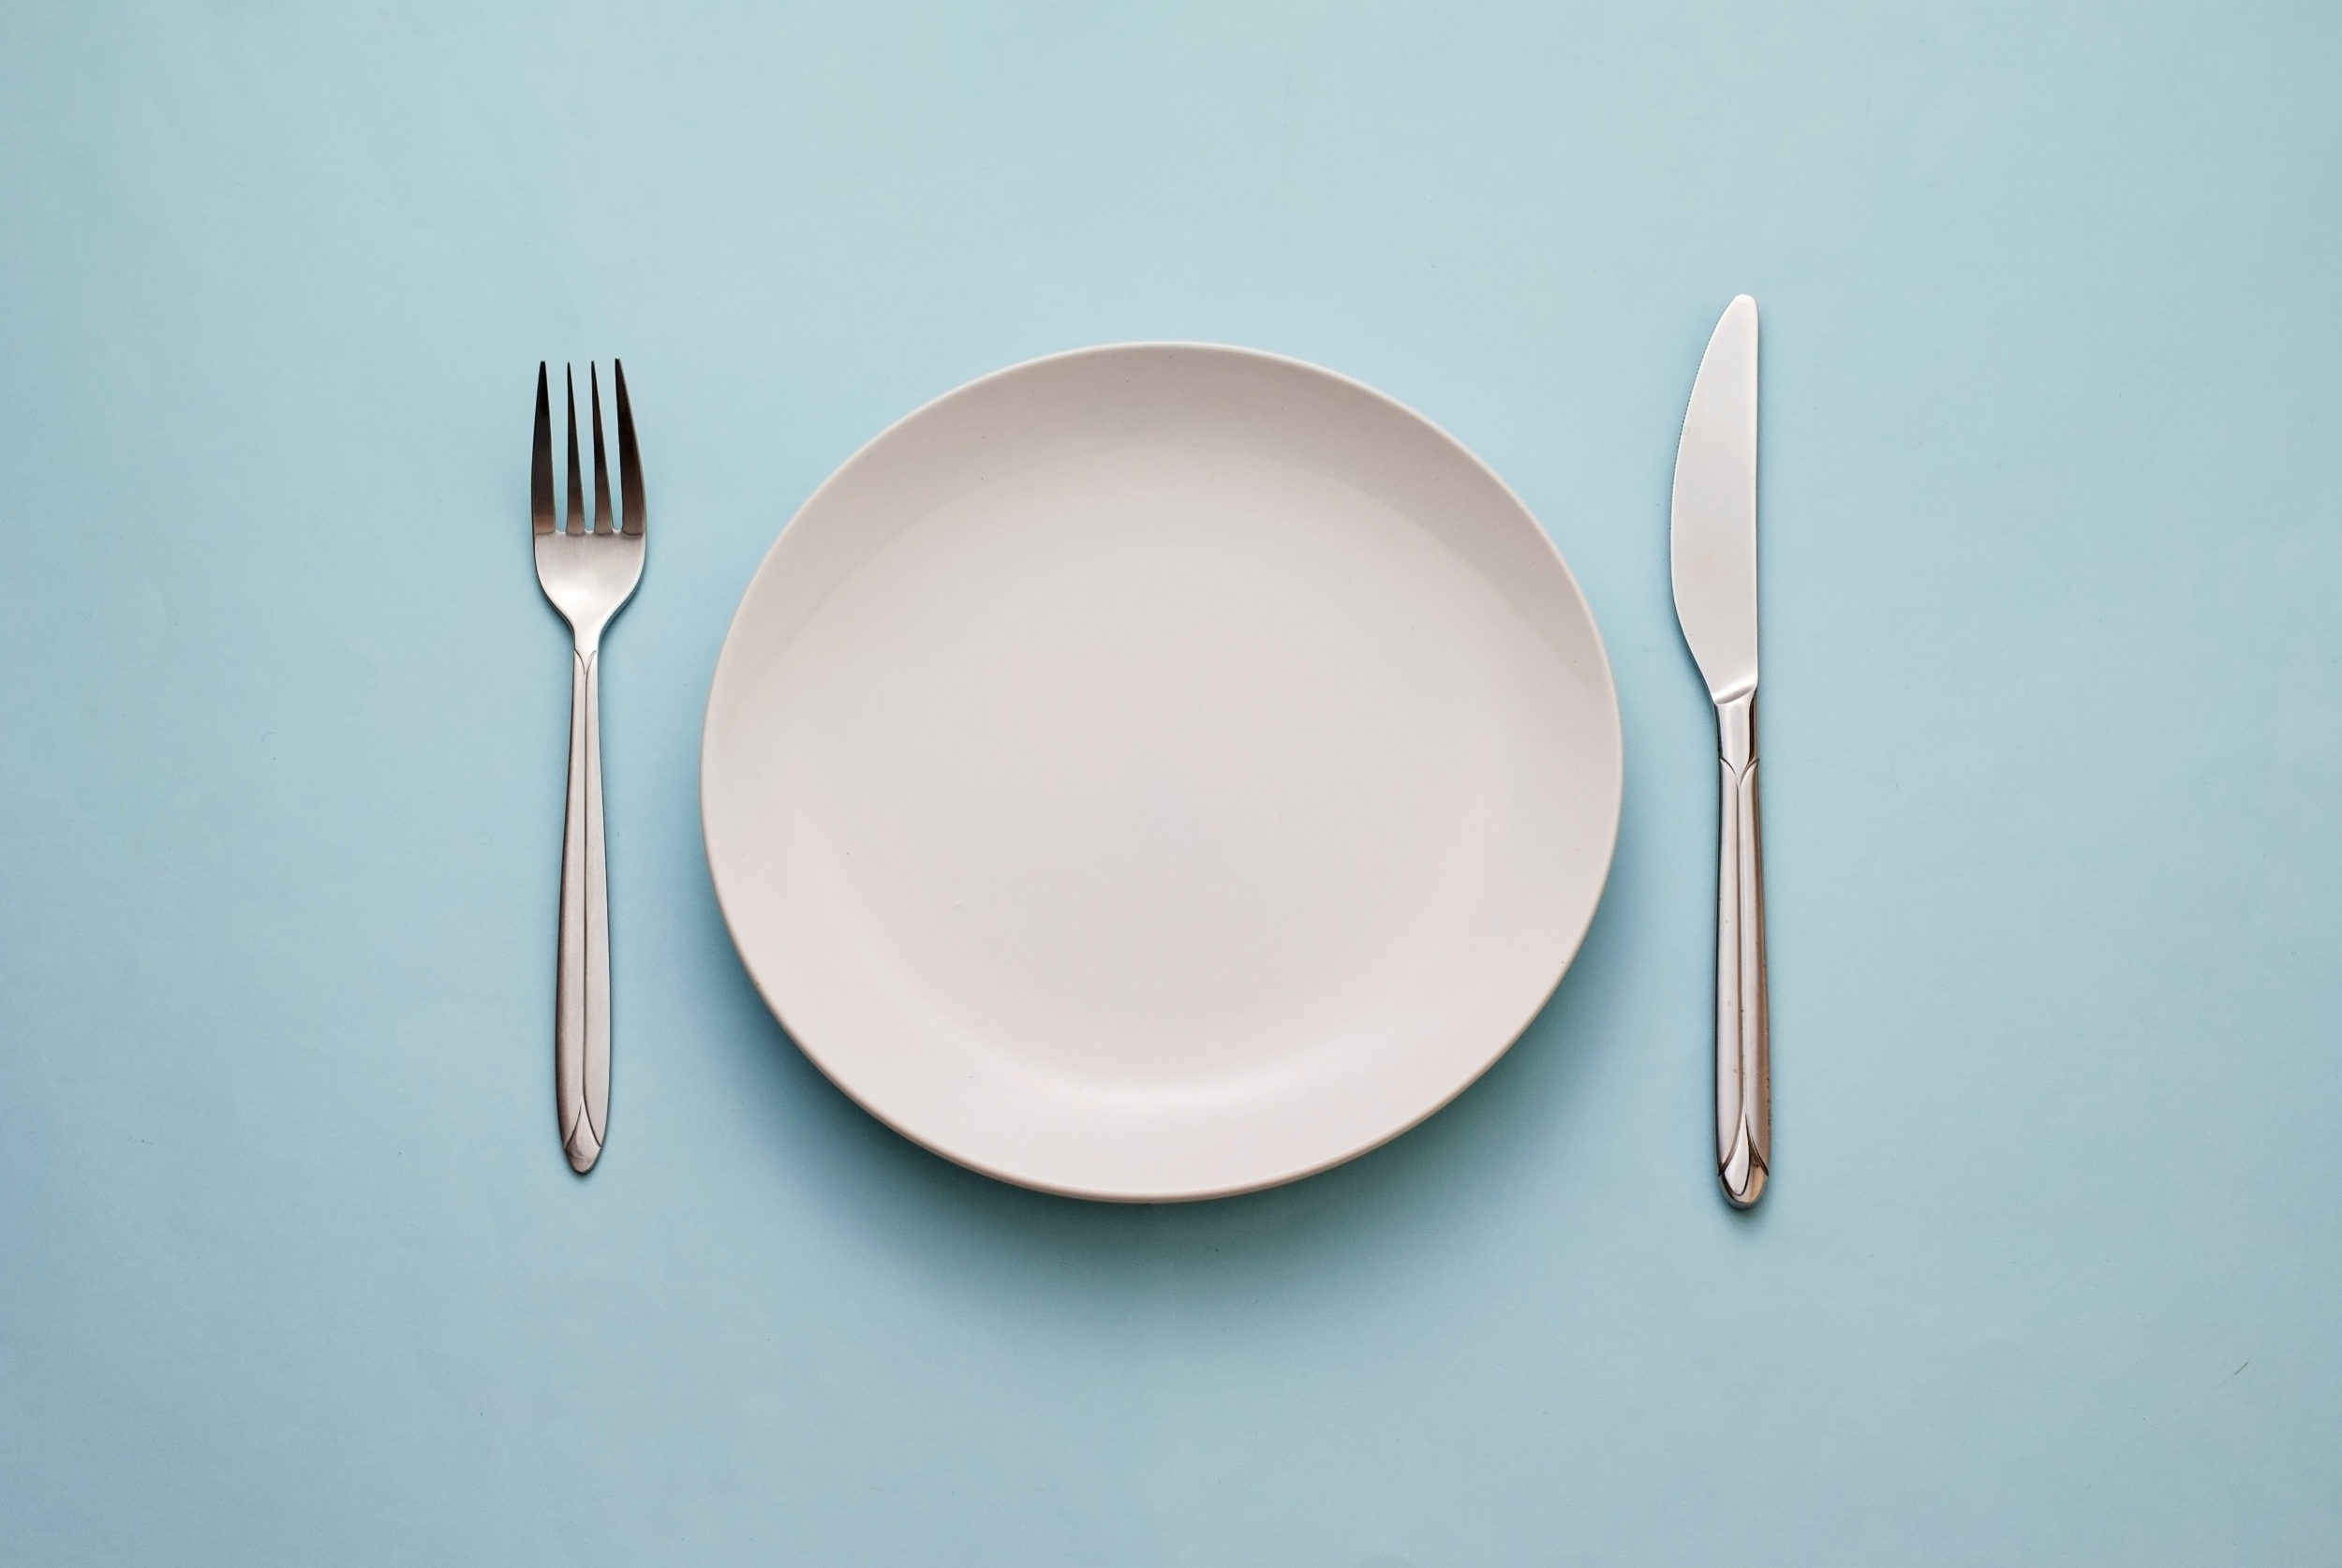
[1671,295,1769,1208]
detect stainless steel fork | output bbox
[531,362,645,1174]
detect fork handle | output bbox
[1713,689,1768,1207]
[556,644,611,1173]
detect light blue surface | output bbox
[4,4,2337,1562]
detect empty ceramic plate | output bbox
[702,344,1621,1200]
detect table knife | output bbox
[1671,295,1769,1208]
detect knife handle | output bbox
[1712,689,1768,1206]
[556,643,611,1174]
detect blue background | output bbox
[4,3,2337,1562]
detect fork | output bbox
[531,362,645,1174]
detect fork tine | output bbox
[615,360,644,538]
[564,366,586,535]
[589,364,615,536]
[531,363,555,536]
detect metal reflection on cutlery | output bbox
[1670,297,1768,1208]
[530,362,645,1174]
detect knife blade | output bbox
[1670,294,1769,1208]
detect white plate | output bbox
[702,344,1622,1200]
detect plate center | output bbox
[763,445,1545,1096]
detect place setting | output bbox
[530,300,1770,1208]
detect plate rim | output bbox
[699,340,1623,1201]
